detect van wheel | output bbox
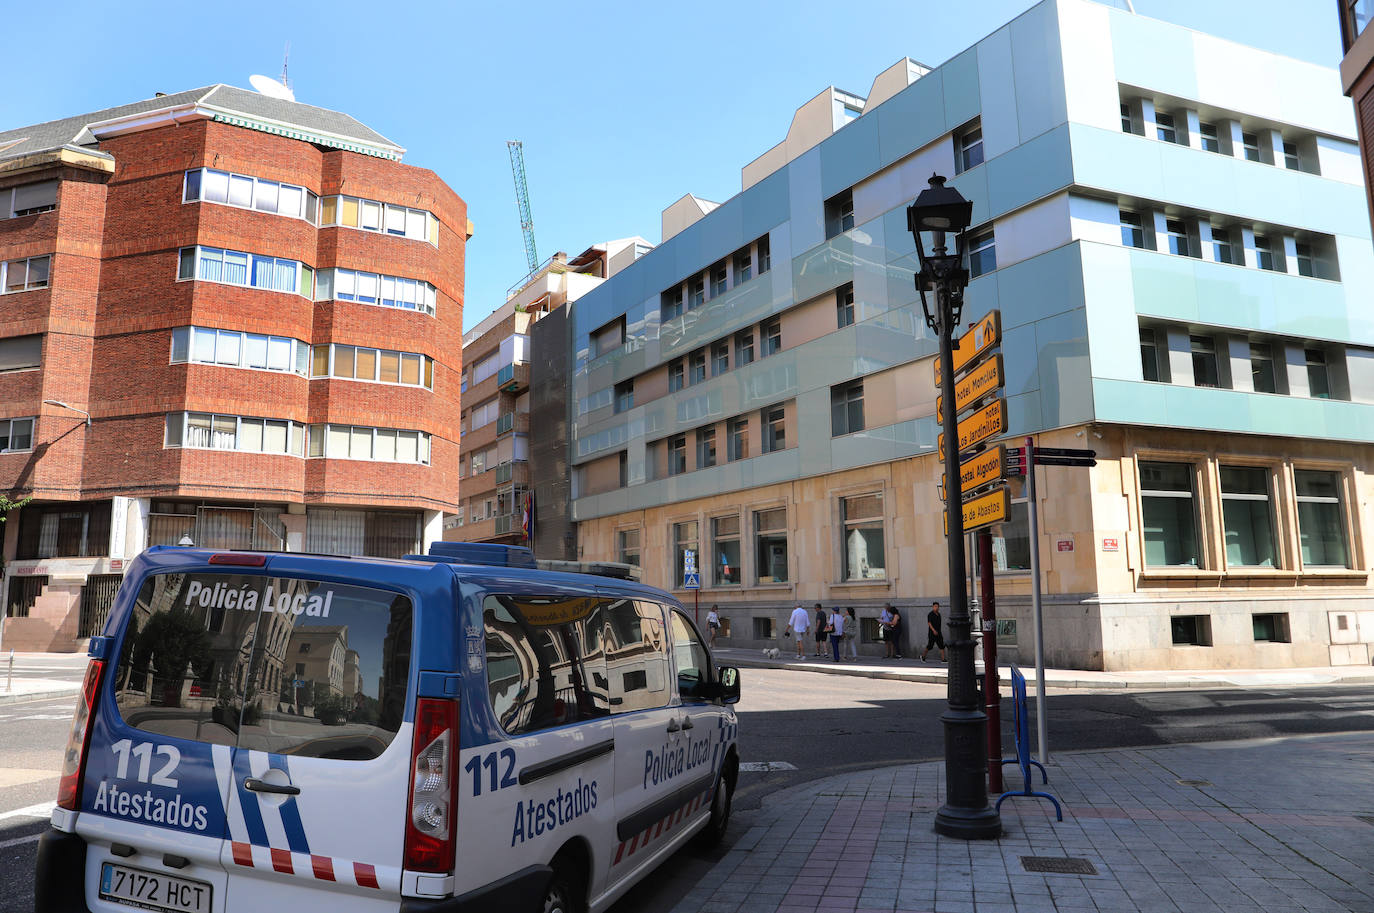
[542,858,585,913]
[695,772,733,848]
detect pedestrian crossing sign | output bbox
[684,572,701,589]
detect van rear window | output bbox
[112,572,411,760]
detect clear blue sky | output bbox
[2,0,1343,332]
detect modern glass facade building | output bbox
[556,0,1374,670]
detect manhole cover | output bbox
[1356,815,1374,827]
[1176,779,1212,787]
[1021,856,1098,876]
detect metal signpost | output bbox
[683,549,700,621]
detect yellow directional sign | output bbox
[936,445,1011,502]
[933,311,1001,382]
[944,485,1010,535]
[938,398,1006,460]
[937,354,1003,417]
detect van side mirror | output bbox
[716,666,740,704]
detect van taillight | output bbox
[404,697,458,872]
[57,660,104,811]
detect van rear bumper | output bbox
[402,864,551,913]
[35,829,92,913]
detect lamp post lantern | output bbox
[907,174,1001,839]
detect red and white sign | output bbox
[110,559,124,570]
[1102,537,1120,552]
[1056,537,1074,553]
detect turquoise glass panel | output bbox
[1009,1,1067,140]
[875,70,948,170]
[820,111,881,200]
[941,47,980,131]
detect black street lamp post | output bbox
[907,174,1001,840]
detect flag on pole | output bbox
[522,492,534,541]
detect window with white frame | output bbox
[1199,122,1220,153]
[712,341,729,376]
[1253,235,1277,271]
[310,344,433,389]
[735,329,755,367]
[315,268,436,316]
[172,326,308,375]
[712,515,741,585]
[1120,103,1134,134]
[617,528,641,568]
[753,507,788,583]
[1219,466,1277,568]
[614,379,634,413]
[762,405,785,453]
[3,255,50,293]
[1166,219,1192,257]
[758,235,771,273]
[307,424,431,464]
[1139,460,1201,568]
[830,380,865,436]
[1295,242,1315,277]
[689,349,707,384]
[841,492,885,580]
[728,417,749,462]
[1154,111,1178,144]
[955,121,984,173]
[967,227,996,277]
[992,477,1030,571]
[1305,349,1331,398]
[824,189,855,238]
[4,180,57,218]
[319,195,438,245]
[165,412,305,456]
[470,397,500,430]
[836,282,855,328]
[1210,226,1236,264]
[1250,343,1278,393]
[672,520,698,588]
[1283,141,1300,171]
[1119,210,1146,249]
[662,286,685,321]
[1241,132,1261,162]
[696,427,716,469]
[1139,328,1162,382]
[688,275,705,310]
[668,435,686,476]
[710,260,727,297]
[733,247,752,284]
[668,359,684,392]
[178,247,312,297]
[1294,469,1350,568]
[184,168,317,223]
[1190,335,1219,387]
[761,317,781,357]
[0,417,34,452]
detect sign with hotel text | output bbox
[937,444,1011,502]
[944,485,1010,534]
[938,398,1006,461]
[937,354,1003,417]
[933,311,1000,381]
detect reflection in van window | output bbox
[670,611,712,702]
[606,600,670,713]
[484,595,611,736]
[113,573,411,760]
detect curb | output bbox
[0,686,79,706]
[724,654,1374,690]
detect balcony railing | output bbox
[494,513,516,535]
[496,412,514,435]
[497,364,515,386]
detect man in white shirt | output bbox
[827,607,845,662]
[788,604,810,658]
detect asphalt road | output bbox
[5,663,1374,912]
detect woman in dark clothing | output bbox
[813,604,827,657]
[887,607,904,659]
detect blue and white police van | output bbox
[36,542,741,913]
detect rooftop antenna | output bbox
[249,42,295,102]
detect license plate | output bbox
[99,862,212,913]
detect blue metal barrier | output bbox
[996,664,1062,821]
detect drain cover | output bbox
[1176,779,1212,787]
[1021,856,1098,876]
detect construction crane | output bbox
[507,141,539,273]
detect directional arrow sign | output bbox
[933,310,1000,382]
[938,398,1006,460]
[937,354,1003,417]
[944,485,1010,535]
[937,445,1010,502]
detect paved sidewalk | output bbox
[712,647,1374,690]
[675,732,1374,913]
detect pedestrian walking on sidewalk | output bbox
[887,606,904,659]
[827,606,845,662]
[844,608,859,659]
[880,604,896,658]
[813,604,827,657]
[706,604,721,647]
[922,601,946,662]
[787,604,810,658]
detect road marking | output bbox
[0,801,55,822]
[5,713,70,721]
[0,832,42,850]
[738,761,798,772]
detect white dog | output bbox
[761,647,780,659]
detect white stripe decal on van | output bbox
[211,745,248,844]
[248,751,292,851]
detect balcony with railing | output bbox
[494,460,529,485]
[496,361,531,393]
[496,412,515,435]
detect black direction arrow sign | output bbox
[1033,456,1096,467]
[1034,447,1096,459]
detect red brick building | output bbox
[0,86,466,650]
[1340,1,1374,229]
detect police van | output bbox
[36,541,741,913]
